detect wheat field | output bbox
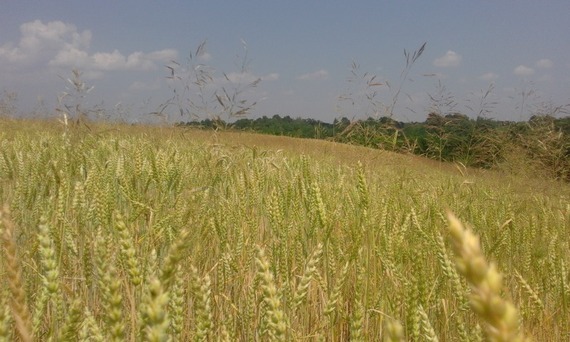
[0,119,569,341]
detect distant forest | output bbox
[179,113,570,181]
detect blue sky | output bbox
[1,1,569,122]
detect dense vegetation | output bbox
[1,119,568,340]
[181,113,570,182]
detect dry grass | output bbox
[0,117,569,340]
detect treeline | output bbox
[180,113,570,181]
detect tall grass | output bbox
[0,119,568,340]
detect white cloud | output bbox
[146,49,178,62]
[92,50,130,70]
[514,65,535,76]
[49,47,91,68]
[297,69,329,80]
[198,52,212,62]
[0,20,91,64]
[0,20,178,73]
[433,50,462,68]
[478,72,498,81]
[536,58,553,69]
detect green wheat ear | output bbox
[292,242,323,309]
[256,247,287,341]
[383,317,405,342]
[0,298,11,341]
[140,277,170,342]
[115,212,142,286]
[446,212,528,342]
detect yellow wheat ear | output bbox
[1,205,33,342]
[446,212,528,342]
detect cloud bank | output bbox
[433,50,462,68]
[513,65,535,76]
[478,72,498,81]
[536,58,553,69]
[0,20,177,78]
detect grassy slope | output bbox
[0,118,569,340]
